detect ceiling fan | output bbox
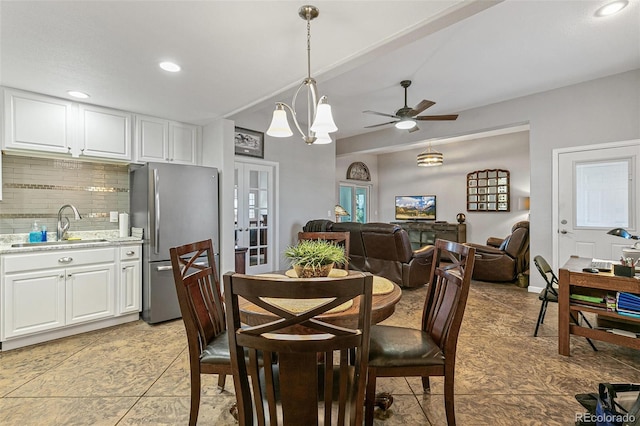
[363,80,458,132]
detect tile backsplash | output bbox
[1,153,129,235]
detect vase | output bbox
[294,263,334,278]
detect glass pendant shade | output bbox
[310,100,337,133]
[267,106,293,137]
[417,145,444,167]
[395,118,417,130]
[313,132,332,144]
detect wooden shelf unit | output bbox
[392,222,466,250]
[558,256,640,356]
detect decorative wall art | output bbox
[467,169,510,212]
[346,162,371,181]
[234,127,264,158]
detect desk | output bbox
[558,256,640,356]
[238,272,402,328]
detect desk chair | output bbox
[223,272,373,425]
[533,255,597,351]
[298,231,350,270]
[170,240,230,426]
[364,239,476,426]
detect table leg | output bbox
[558,268,570,356]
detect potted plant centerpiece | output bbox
[284,239,347,278]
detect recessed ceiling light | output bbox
[159,61,181,72]
[67,90,90,99]
[595,0,628,17]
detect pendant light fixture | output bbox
[417,142,444,167]
[266,5,337,145]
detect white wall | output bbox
[337,69,640,290]
[377,131,530,244]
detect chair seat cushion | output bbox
[538,288,558,302]
[368,325,444,368]
[200,331,231,365]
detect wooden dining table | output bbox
[237,270,402,328]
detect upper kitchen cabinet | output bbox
[3,88,74,155]
[135,115,200,165]
[77,104,132,161]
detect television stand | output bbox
[391,222,466,249]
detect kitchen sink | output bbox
[11,239,108,248]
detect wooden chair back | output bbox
[170,239,228,425]
[223,272,373,426]
[422,239,475,354]
[298,231,351,270]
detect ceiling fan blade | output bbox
[364,121,398,128]
[408,100,435,116]
[408,125,420,133]
[363,110,399,119]
[415,114,459,121]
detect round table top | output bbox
[238,272,402,328]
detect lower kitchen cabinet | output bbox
[1,243,141,350]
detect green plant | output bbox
[284,239,347,269]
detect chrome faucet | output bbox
[57,204,82,241]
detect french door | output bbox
[235,161,276,274]
[339,184,370,223]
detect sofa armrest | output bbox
[412,244,435,259]
[486,237,504,248]
[464,243,505,256]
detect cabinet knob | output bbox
[67,273,72,278]
[126,251,135,256]
[59,274,65,279]
[58,257,73,263]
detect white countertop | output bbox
[0,231,142,254]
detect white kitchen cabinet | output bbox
[3,88,74,155]
[0,244,140,350]
[119,245,141,314]
[78,104,132,161]
[135,114,200,165]
[65,262,116,325]
[3,269,66,338]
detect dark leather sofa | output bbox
[303,220,435,288]
[465,221,530,282]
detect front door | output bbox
[555,141,640,267]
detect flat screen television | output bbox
[395,195,436,220]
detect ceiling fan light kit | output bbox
[266,5,337,145]
[364,80,459,132]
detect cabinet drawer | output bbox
[3,248,116,273]
[120,245,140,260]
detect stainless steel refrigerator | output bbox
[130,163,219,324]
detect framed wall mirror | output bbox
[467,169,510,212]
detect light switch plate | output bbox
[110,211,119,223]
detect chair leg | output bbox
[217,373,226,391]
[364,370,377,426]
[189,371,201,426]
[422,376,431,393]
[534,299,547,337]
[444,373,456,426]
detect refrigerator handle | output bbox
[153,168,160,255]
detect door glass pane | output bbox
[339,186,353,222]
[575,159,630,228]
[355,187,367,223]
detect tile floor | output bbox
[1,280,639,425]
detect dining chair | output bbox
[298,231,351,270]
[364,239,475,426]
[169,239,230,426]
[223,271,373,425]
[533,255,597,351]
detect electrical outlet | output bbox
[110,211,119,223]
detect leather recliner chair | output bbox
[303,220,434,288]
[465,221,529,282]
